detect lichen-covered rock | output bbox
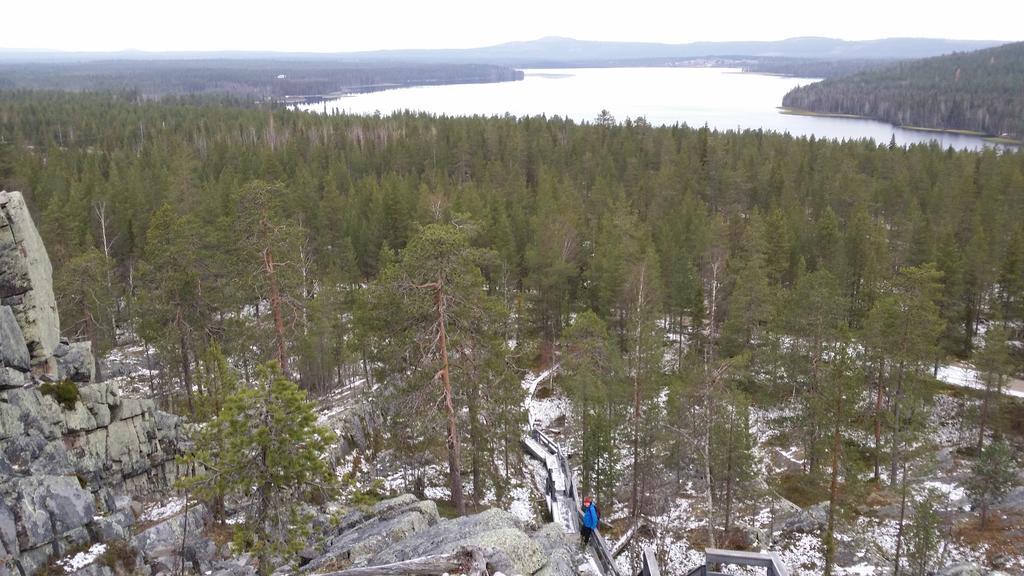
[370,508,547,575]
[937,563,988,576]
[56,342,96,383]
[778,502,828,534]
[0,189,188,576]
[0,367,30,391]
[530,522,576,576]
[304,496,440,572]
[0,306,30,374]
[0,191,60,376]
[132,504,211,571]
[11,476,95,550]
[996,486,1024,513]
[0,502,18,562]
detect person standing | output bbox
[581,496,600,546]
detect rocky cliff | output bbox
[1,190,187,576]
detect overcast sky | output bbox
[5,0,1020,52]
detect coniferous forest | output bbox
[0,60,523,100]
[1,89,1023,574]
[783,42,1024,140]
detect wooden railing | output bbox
[524,422,787,576]
[640,547,661,576]
[687,549,789,576]
[524,428,621,576]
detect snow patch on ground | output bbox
[56,543,106,573]
[139,496,186,524]
[423,486,451,501]
[509,486,536,524]
[936,363,1024,398]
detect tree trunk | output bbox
[176,308,195,417]
[977,379,991,453]
[264,246,288,373]
[725,409,735,533]
[436,277,465,516]
[630,264,646,521]
[894,459,909,576]
[889,361,905,489]
[824,392,843,576]
[873,356,884,482]
[469,378,482,506]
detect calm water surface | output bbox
[297,68,1011,151]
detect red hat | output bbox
[583,496,592,504]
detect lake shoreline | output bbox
[297,68,1009,151]
[780,107,1021,147]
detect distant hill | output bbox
[321,36,1009,66]
[782,42,1024,140]
[0,37,1007,66]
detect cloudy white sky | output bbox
[5,0,1020,52]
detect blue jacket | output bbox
[582,503,599,529]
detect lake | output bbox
[296,68,1010,151]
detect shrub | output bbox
[40,380,80,410]
[98,540,136,574]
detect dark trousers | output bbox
[581,526,593,545]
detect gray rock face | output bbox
[300,497,561,576]
[0,191,60,376]
[1,379,186,575]
[133,505,212,574]
[779,502,828,534]
[56,341,96,383]
[0,306,30,374]
[0,189,188,576]
[0,502,18,561]
[10,476,95,550]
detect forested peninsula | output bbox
[782,42,1024,142]
[0,60,523,100]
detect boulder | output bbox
[88,511,134,542]
[728,523,766,550]
[0,367,30,391]
[0,401,25,440]
[0,306,30,373]
[132,504,211,569]
[305,496,440,571]
[530,522,576,576]
[370,508,547,575]
[208,558,257,576]
[11,475,95,550]
[937,563,987,576]
[56,342,96,384]
[996,486,1024,513]
[779,502,828,534]
[0,191,60,376]
[0,502,18,560]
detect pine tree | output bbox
[966,440,1017,528]
[54,247,118,354]
[180,362,336,575]
[562,311,625,510]
[905,490,942,576]
[367,223,510,516]
[136,205,207,416]
[863,264,944,486]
